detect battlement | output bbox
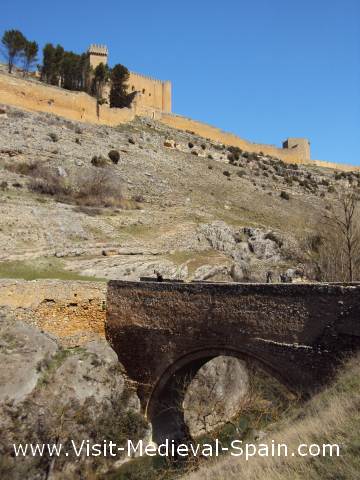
[87,44,109,56]
[130,71,169,85]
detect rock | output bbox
[184,357,249,437]
[164,139,176,148]
[247,228,280,261]
[0,313,148,478]
[193,264,229,281]
[56,166,67,177]
[0,106,7,118]
[199,221,237,253]
[230,263,244,281]
[0,313,57,403]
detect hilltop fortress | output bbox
[87,44,172,115]
[0,45,355,170]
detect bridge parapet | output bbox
[106,281,360,442]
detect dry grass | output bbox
[185,354,360,480]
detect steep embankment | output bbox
[1,104,358,283]
[186,354,360,480]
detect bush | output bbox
[128,138,135,145]
[208,154,213,160]
[223,170,231,177]
[191,150,199,156]
[76,170,124,207]
[28,166,125,208]
[108,150,120,164]
[188,142,194,149]
[0,181,8,190]
[91,155,108,167]
[48,132,59,142]
[201,143,206,150]
[227,146,242,159]
[5,161,39,176]
[280,191,290,200]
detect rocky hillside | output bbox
[1,104,358,283]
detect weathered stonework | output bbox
[106,280,360,442]
[0,280,106,346]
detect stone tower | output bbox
[87,44,109,70]
[282,138,311,163]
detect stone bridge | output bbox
[106,280,360,443]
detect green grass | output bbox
[0,258,106,282]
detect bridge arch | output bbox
[106,280,360,443]
[146,347,293,444]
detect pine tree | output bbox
[92,62,110,101]
[22,40,38,73]
[1,29,26,73]
[109,64,130,108]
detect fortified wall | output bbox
[160,113,311,165]
[88,44,172,114]
[0,71,135,125]
[0,63,357,170]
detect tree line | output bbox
[1,29,38,74]
[1,29,131,108]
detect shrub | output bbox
[28,166,125,208]
[237,170,246,177]
[208,165,213,170]
[191,150,198,156]
[132,194,144,203]
[264,231,283,247]
[91,155,108,167]
[108,150,120,164]
[5,161,39,176]
[188,142,194,149]
[0,181,8,190]
[74,126,83,134]
[201,143,206,150]
[128,138,135,144]
[223,170,231,177]
[328,185,335,193]
[228,146,242,159]
[208,154,213,160]
[75,138,81,145]
[48,132,59,142]
[280,191,290,200]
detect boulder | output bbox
[184,356,249,437]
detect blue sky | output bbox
[1,0,359,165]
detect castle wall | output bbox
[128,72,171,113]
[1,72,357,172]
[0,72,135,126]
[312,160,360,172]
[159,113,308,165]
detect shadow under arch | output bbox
[146,346,294,445]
